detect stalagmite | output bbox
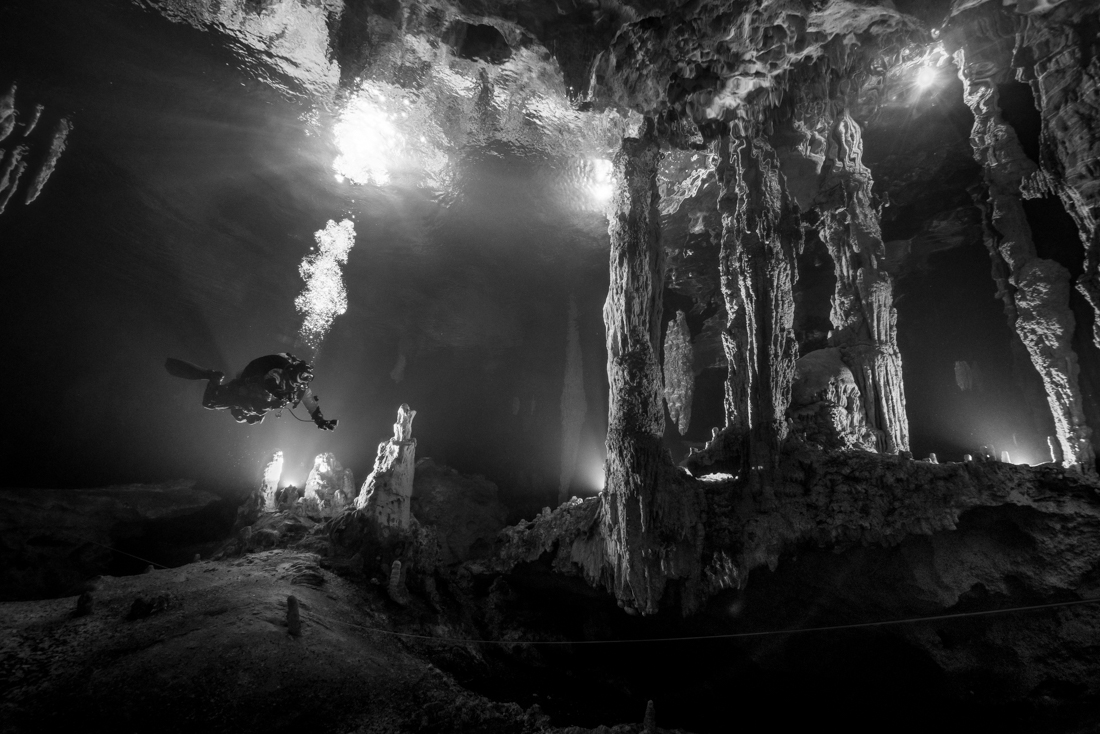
[303,452,355,517]
[260,450,283,512]
[356,404,417,531]
[716,133,800,473]
[286,595,301,637]
[662,309,694,435]
[952,5,1094,471]
[559,296,587,504]
[815,111,909,454]
[24,117,71,205]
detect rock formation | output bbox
[559,295,587,504]
[260,450,283,512]
[662,309,694,435]
[303,452,356,518]
[355,404,417,532]
[948,1,1095,471]
[601,121,705,614]
[814,111,910,454]
[411,458,508,565]
[716,133,800,477]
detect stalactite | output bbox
[662,309,694,435]
[715,132,800,477]
[601,120,703,614]
[559,295,588,504]
[815,110,909,454]
[952,4,1095,471]
[24,117,71,205]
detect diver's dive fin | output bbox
[165,357,217,381]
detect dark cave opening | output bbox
[794,228,836,354]
[996,80,1044,166]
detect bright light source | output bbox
[589,158,614,203]
[915,66,938,89]
[333,94,402,186]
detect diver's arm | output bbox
[301,387,337,431]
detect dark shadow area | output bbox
[997,81,1043,165]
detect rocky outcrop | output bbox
[601,122,705,614]
[948,2,1095,470]
[0,482,230,601]
[356,404,417,532]
[496,443,1100,618]
[411,458,508,564]
[662,309,694,435]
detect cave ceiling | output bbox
[124,0,1087,388]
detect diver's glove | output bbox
[310,407,338,431]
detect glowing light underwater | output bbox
[295,218,356,348]
[915,65,938,89]
[332,93,402,186]
[588,158,614,203]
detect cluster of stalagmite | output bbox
[948,2,1095,470]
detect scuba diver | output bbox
[165,353,338,430]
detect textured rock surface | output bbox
[411,458,508,564]
[0,482,229,601]
[601,123,705,614]
[661,309,694,435]
[302,452,356,518]
[949,1,1095,470]
[813,111,909,453]
[717,133,800,476]
[356,404,417,532]
[789,347,876,450]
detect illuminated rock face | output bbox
[601,124,705,614]
[951,3,1095,471]
[716,134,800,476]
[260,451,283,512]
[790,347,876,451]
[356,404,417,531]
[303,452,356,518]
[662,309,694,436]
[814,112,910,454]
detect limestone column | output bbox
[716,133,800,473]
[1016,5,1100,348]
[601,121,702,614]
[952,6,1094,470]
[815,111,909,454]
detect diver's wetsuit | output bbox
[167,353,337,430]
